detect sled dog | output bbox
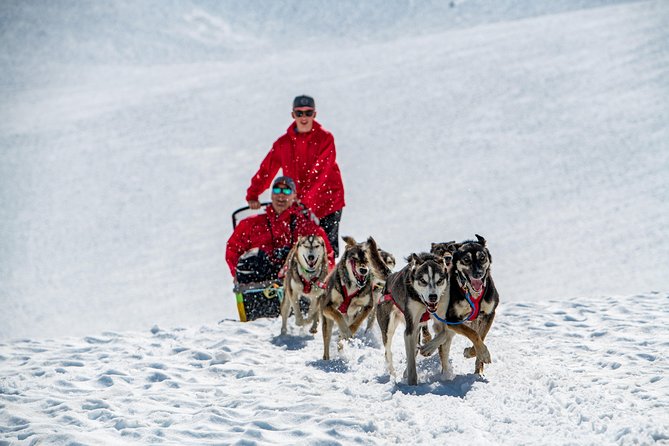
[366,248,396,332]
[320,236,384,360]
[430,241,459,268]
[280,235,329,336]
[421,234,498,375]
[416,240,460,350]
[375,252,451,385]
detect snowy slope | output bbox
[2,0,667,340]
[1,293,667,444]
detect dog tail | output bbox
[366,236,392,281]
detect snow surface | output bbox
[1,293,668,445]
[1,0,668,444]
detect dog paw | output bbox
[339,327,353,340]
[418,344,434,357]
[440,367,455,381]
[419,341,438,357]
[463,346,475,358]
[476,344,492,364]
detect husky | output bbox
[418,240,459,348]
[320,236,384,360]
[375,252,449,385]
[365,248,396,333]
[421,234,498,375]
[430,241,459,268]
[280,235,329,336]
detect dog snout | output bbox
[471,268,485,279]
[359,267,368,275]
[307,254,315,262]
[428,293,438,302]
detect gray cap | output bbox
[272,176,296,192]
[293,95,315,109]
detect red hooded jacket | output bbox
[246,121,345,219]
[226,203,335,277]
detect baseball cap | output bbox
[272,176,296,192]
[293,95,315,109]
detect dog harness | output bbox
[430,282,485,325]
[338,281,369,314]
[299,274,327,294]
[381,293,431,322]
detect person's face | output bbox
[271,183,296,214]
[291,107,316,133]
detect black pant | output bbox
[319,209,342,258]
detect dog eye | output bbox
[436,278,445,285]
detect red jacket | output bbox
[226,203,335,277]
[246,121,345,219]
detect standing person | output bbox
[227,176,334,284]
[245,95,345,257]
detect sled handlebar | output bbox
[232,202,271,229]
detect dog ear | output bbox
[342,235,357,247]
[475,234,486,246]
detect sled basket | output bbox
[233,280,283,322]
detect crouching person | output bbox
[226,176,334,321]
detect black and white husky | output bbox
[374,252,452,385]
[421,234,498,375]
[280,235,329,336]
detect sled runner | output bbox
[232,203,284,322]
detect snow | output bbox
[1,294,667,444]
[1,0,668,444]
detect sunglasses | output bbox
[294,109,314,117]
[272,187,293,195]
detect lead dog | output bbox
[320,236,381,360]
[417,240,459,351]
[280,235,329,336]
[375,252,449,385]
[421,234,498,375]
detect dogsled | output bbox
[232,202,285,322]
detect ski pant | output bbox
[319,209,342,258]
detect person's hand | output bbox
[247,200,261,209]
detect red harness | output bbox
[338,285,363,314]
[381,293,431,322]
[461,284,485,321]
[300,275,327,294]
